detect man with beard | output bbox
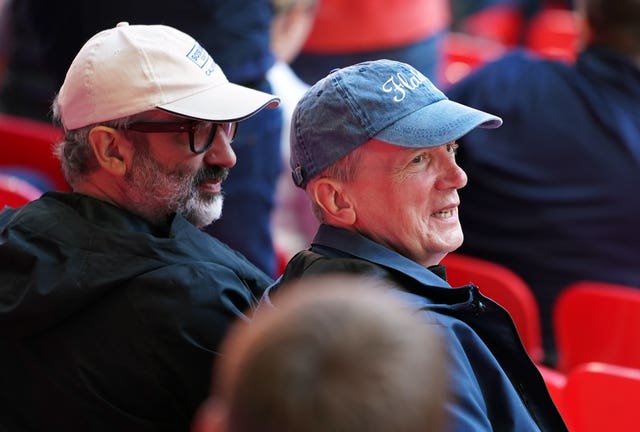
[0,23,279,431]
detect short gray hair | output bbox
[306,145,365,222]
[51,95,136,187]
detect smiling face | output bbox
[342,139,467,267]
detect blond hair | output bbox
[213,274,450,432]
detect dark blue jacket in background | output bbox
[446,46,640,364]
[4,0,274,91]
[267,224,567,432]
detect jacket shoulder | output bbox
[280,250,394,284]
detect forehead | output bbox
[361,138,440,158]
[133,109,191,122]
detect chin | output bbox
[443,232,464,253]
[183,196,223,228]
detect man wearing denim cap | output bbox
[0,23,279,431]
[268,59,567,431]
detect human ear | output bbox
[311,178,356,225]
[88,126,133,177]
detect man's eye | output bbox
[194,122,210,132]
[412,154,425,164]
[447,143,459,155]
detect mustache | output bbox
[193,165,229,185]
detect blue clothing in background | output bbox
[267,224,567,431]
[203,78,283,277]
[447,46,640,365]
[1,0,275,107]
[291,31,445,86]
[0,167,53,192]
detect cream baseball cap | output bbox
[57,22,280,130]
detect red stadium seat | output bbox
[0,114,68,191]
[562,362,640,432]
[441,253,544,363]
[0,173,43,208]
[439,32,507,87]
[460,5,524,47]
[525,8,579,62]
[536,364,566,415]
[554,281,640,372]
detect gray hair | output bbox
[51,95,135,187]
[306,145,365,222]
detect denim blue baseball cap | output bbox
[290,59,502,188]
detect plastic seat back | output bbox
[537,364,567,415]
[0,114,68,191]
[554,281,640,372]
[0,173,43,208]
[441,253,544,363]
[439,32,507,87]
[525,8,579,62]
[563,362,640,432]
[460,5,524,47]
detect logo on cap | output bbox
[382,70,429,103]
[186,43,216,76]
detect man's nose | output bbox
[203,130,237,168]
[436,161,468,191]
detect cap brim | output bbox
[157,82,280,122]
[375,99,502,148]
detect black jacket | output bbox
[0,192,272,431]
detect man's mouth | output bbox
[198,178,222,194]
[194,166,229,194]
[432,208,455,218]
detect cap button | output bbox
[292,166,305,188]
[116,22,129,27]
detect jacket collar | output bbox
[311,224,451,288]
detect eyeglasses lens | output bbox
[193,122,237,153]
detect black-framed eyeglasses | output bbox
[124,120,238,154]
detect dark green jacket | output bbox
[0,192,272,431]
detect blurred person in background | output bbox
[267,0,320,261]
[289,0,450,85]
[447,0,640,366]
